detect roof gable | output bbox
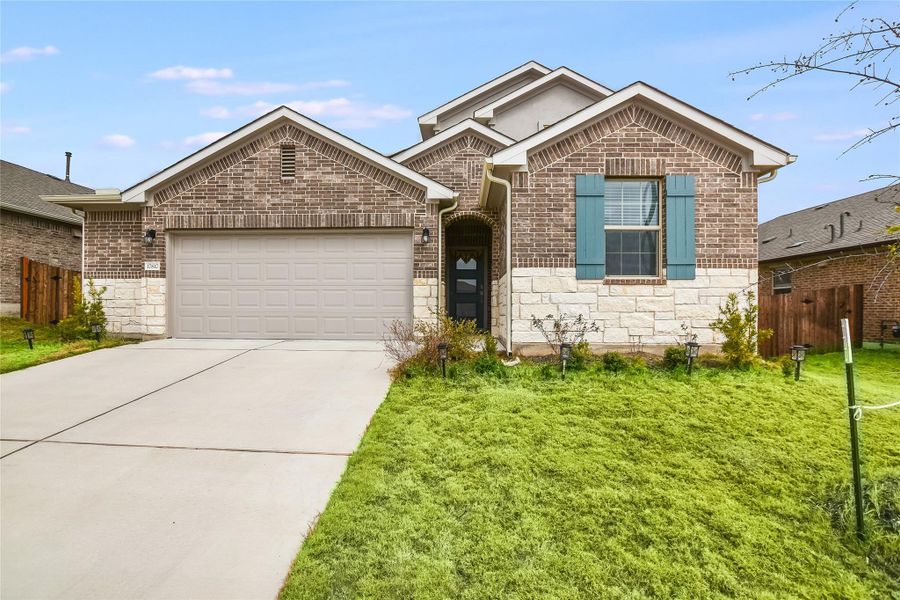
[759,184,899,262]
[473,67,613,122]
[392,119,514,164]
[490,82,794,173]
[122,106,455,204]
[417,61,551,139]
[0,160,90,224]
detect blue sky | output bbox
[1,1,897,221]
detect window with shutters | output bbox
[280,145,297,180]
[604,179,660,277]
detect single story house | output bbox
[1,159,90,317]
[45,61,794,351]
[758,184,899,346]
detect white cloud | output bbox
[750,112,799,122]
[0,82,10,94]
[1,45,59,63]
[813,129,870,142]
[100,134,136,148]
[183,131,228,147]
[185,80,299,96]
[1,123,31,136]
[223,98,411,129]
[149,65,233,80]
[200,105,233,119]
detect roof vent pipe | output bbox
[65,151,72,182]
[856,219,863,232]
[824,223,835,243]
[839,211,851,237]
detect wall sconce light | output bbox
[685,341,700,374]
[421,228,430,244]
[143,229,157,246]
[559,342,572,379]
[437,342,448,378]
[790,344,807,381]
[90,323,102,342]
[22,328,34,350]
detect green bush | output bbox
[568,340,593,370]
[600,351,629,373]
[710,291,772,369]
[57,277,108,342]
[663,346,688,369]
[473,354,508,378]
[383,313,481,380]
[771,354,795,377]
[483,332,498,357]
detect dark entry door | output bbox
[449,249,485,329]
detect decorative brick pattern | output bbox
[759,248,899,343]
[0,210,82,314]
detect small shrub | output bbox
[628,355,648,372]
[530,313,600,358]
[57,277,108,342]
[663,346,688,369]
[710,290,772,369]
[600,351,629,373]
[568,340,593,370]
[771,354,795,377]
[383,312,481,380]
[483,332,498,357]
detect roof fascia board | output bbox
[417,61,552,127]
[121,106,455,204]
[473,67,614,121]
[491,83,793,170]
[40,192,139,211]
[392,119,515,164]
[0,202,83,224]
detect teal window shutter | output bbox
[665,175,696,280]
[575,174,605,280]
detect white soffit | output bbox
[490,82,794,170]
[121,106,456,204]
[392,119,515,164]
[417,61,552,128]
[473,67,614,121]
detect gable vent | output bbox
[281,145,297,180]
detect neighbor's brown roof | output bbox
[759,184,899,262]
[0,160,91,225]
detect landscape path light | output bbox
[437,342,448,378]
[685,341,700,375]
[790,344,807,381]
[22,328,34,350]
[560,342,572,379]
[90,323,102,342]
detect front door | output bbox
[448,249,485,329]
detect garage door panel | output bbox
[172,232,411,339]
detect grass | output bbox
[281,350,899,599]
[0,317,128,374]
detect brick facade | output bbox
[759,248,900,343]
[0,209,82,315]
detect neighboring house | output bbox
[0,160,90,317]
[758,184,899,345]
[45,61,794,350]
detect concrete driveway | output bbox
[0,339,391,600]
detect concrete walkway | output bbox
[0,339,391,600]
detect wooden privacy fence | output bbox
[20,257,80,324]
[759,284,863,358]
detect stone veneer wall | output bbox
[511,268,756,351]
[413,277,438,322]
[93,278,166,338]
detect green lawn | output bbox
[0,317,127,374]
[281,350,899,599]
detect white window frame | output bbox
[604,178,662,279]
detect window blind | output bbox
[604,180,659,226]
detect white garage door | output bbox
[170,231,412,339]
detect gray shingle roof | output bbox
[0,160,91,225]
[759,184,899,263]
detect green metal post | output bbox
[841,318,865,540]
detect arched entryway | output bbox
[445,218,492,330]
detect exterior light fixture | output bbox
[790,344,807,381]
[560,342,572,379]
[893,323,900,339]
[143,229,157,246]
[90,323,102,342]
[421,228,430,244]
[437,342,448,378]
[22,328,35,350]
[685,341,700,374]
